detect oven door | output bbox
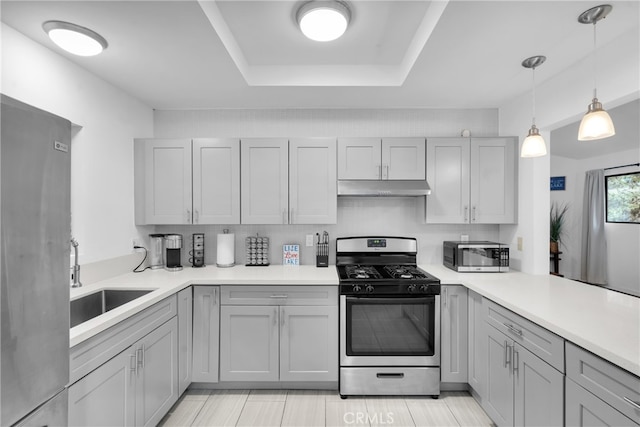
[340,295,440,367]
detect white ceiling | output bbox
[2,0,638,109]
[1,0,639,157]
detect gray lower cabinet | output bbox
[177,287,193,394]
[69,317,179,427]
[565,342,640,426]
[467,289,485,398]
[482,299,564,426]
[218,285,338,383]
[441,284,468,384]
[191,286,220,383]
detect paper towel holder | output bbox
[216,229,235,268]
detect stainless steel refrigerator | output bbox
[1,95,71,426]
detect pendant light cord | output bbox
[531,66,537,127]
[592,22,598,99]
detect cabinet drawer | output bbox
[566,342,640,423]
[566,378,638,426]
[70,295,177,384]
[220,285,338,306]
[483,298,564,372]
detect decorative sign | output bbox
[550,176,566,191]
[283,244,300,266]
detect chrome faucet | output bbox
[71,237,82,288]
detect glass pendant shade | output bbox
[578,98,616,140]
[297,1,350,42]
[521,125,547,158]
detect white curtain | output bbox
[581,169,608,285]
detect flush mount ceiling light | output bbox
[577,4,615,141]
[296,0,351,42]
[520,55,547,158]
[42,20,108,56]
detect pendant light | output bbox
[577,4,615,141]
[520,55,547,158]
[296,0,351,42]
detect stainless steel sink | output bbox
[70,289,153,328]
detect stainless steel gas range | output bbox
[336,236,441,398]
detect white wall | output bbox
[1,23,154,264]
[154,107,503,266]
[499,27,639,275]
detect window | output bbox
[606,171,640,223]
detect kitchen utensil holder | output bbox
[316,243,329,267]
[245,234,269,266]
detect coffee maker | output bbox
[164,234,183,271]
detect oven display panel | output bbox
[367,239,386,248]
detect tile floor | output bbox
[159,389,495,427]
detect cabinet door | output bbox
[440,285,468,383]
[192,286,220,383]
[484,327,514,426]
[68,347,136,427]
[513,344,563,427]
[142,139,192,224]
[566,378,638,427]
[382,138,426,180]
[279,305,338,382]
[241,138,289,224]
[468,290,485,398]
[177,287,193,395]
[470,138,517,224]
[289,138,337,224]
[192,138,240,224]
[337,137,381,180]
[219,305,279,382]
[425,138,470,223]
[135,317,179,427]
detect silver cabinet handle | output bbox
[195,209,199,224]
[273,307,278,327]
[377,164,382,179]
[281,308,285,327]
[623,397,640,410]
[137,345,144,370]
[464,206,469,222]
[213,287,218,305]
[505,341,512,369]
[443,288,448,308]
[186,209,191,224]
[504,323,523,336]
[513,347,519,375]
[472,206,477,222]
[383,164,389,180]
[504,340,509,368]
[130,354,137,375]
[270,295,289,299]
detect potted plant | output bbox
[550,202,569,253]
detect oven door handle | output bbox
[345,296,436,304]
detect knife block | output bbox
[316,243,329,267]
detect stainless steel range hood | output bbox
[338,180,431,196]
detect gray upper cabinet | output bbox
[192,138,240,224]
[241,138,337,224]
[338,137,425,180]
[241,138,289,224]
[134,138,240,225]
[426,137,517,224]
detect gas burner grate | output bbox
[383,265,428,280]
[344,265,383,280]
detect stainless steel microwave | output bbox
[443,241,509,272]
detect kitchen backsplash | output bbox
[155,197,500,267]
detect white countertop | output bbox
[421,264,640,377]
[70,265,339,347]
[70,263,640,378]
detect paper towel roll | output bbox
[216,233,235,267]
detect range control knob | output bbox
[420,284,430,293]
[407,284,417,293]
[352,284,362,293]
[364,284,375,293]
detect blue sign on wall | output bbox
[550,176,566,191]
